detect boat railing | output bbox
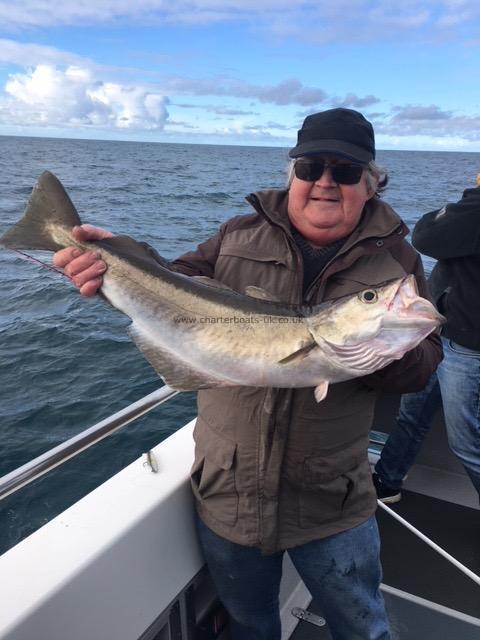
[0,397,392,502]
[0,385,179,501]
[377,500,480,586]
[1,385,479,592]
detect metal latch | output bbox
[142,450,159,473]
[291,607,326,627]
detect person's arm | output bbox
[361,250,443,394]
[149,226,226,278]
[412,187,480,260]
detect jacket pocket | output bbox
[214,243,297,303]
[191,416,239,525]
[218,243,290,266]
[298,454,364,528]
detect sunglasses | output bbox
[294,160,365,185]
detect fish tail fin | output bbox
[0,171,81,251]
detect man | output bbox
[374,181,480,504]
[54,108,442,640]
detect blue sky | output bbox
[0,1,479,151]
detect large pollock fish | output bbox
[1,171,444,401]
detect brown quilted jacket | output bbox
[170,189,442,554]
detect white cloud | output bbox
[0,38,89,67]
[0,41,367,135]
[392,104,454,120]
[0,64,169,130]
[376,105,480,142]
[1,1,479,41]
[332,93,381,109]
[0,1,288,29]
[0,38,153,81]
[165,77,327,106]
[3,60,478,146]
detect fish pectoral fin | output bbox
[277,341,317,364]
[244,285,280,302]
[128,323,227,391]
[314,382,329,403]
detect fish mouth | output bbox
[384,275,445,328]
[382,313,444,329]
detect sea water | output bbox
[0,135,478,554]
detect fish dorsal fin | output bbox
[277,341,317,364]
[128,322,227,391]
[245,285,280,302]
[97,236,173,271]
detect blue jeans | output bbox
[196,514,391,640]
[375,336,480,497]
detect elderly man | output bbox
[54,108,442,640]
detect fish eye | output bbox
[359,289,378,304]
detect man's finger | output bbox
[66,256,106,282]
[72,225,113,242]
[79,278,103,297]
[53,247,82,268]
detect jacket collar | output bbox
[245,189,409,247]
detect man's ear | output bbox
[366,179,378,200]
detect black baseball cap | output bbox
[289,108,375,164]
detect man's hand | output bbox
[53,224,113,296]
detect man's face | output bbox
[287,155,376,246]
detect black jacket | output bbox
[412,186,480,350]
